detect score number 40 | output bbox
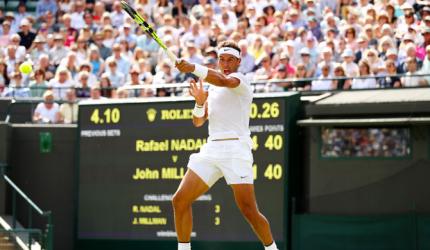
[90,108,120,124]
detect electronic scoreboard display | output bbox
[77,93,298,246]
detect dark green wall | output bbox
[8,125,77,250]
[304,126,430,214]
[0,122,11,214]
[292,213,430,250]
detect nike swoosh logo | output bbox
[240,176,247,179]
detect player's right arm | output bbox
[189,80,208,128]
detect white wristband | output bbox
[193,64,208,79]
[192,103,205,118]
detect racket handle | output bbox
[165,49,178,64]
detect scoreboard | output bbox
[77,93,299,248]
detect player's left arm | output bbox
[176,60,240,88]
[204,69,240,88]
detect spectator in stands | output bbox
[317,47,335,77]
[401,57,429,87]
[182,41,204,64]
[17,19,37,50]
[50,34,70,66]
[4,12,18,34]
[0,81,6,96]
[115,23,137,50]
[58,0,73,13]
[70,0,86,30]
[0,21,12,47]
[136,59,154,84]
[88,47,105,77]
[299,47,316,77]
[36,0,58,19]
[421,45,430,84]
[36,54,55,80]
[136,30,159,59]
[83,12,97,34]
[363,48,385,75]
[0,60,10,88]
[75,36,89,65]
[116,87,129,98]
[99,73,115,98]
[4,46,19,77]
[237,39,255,74]
[29,69,49,97]
[332,64,351,90]
[292,63,311,91]
[104,58,125,88]
[75,71,91,98]
[266,64,289,92]
[76,62,98,87]
[91,32,111,60]
[14,3,30,29]
[125,67,145,98]
[59,52,79,78]
[312,63,335,91]
[48,67,75,100]
[379,60,401,88]
[58,88,78,124]
[92,2,106,25]
[349,60,377,89]
[90,84,103,100]
[7,34,26,61]
[111,1,125,28]
[277,52,295,78]
[341,48,359,77]
[30,36,49,63]
[153,61,175,85]
[3,72,30,98]
[106,43,131,77]
[33,90,60,123]
[181,22,209,50]
[254,55,274,81]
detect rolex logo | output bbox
[146,108,157,122]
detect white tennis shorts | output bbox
[187,139,254,187]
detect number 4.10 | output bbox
[90,108,121,124]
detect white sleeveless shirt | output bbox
[207,72,253,140]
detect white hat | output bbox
[386,48,397,56]
[341,48,354,57]
[322,47,332,53]
[403,33,414,41]
[20,18,30,26]
[285,40,295,47]
[401,2,413,10]
[299,47,310,55]
[381,24,392,32]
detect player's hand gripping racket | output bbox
[120,0,178,64]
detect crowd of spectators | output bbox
[1,0,430,123]
[321,128,411,157]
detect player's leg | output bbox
[231,184,277,249]
[220,156,278,250]
[172,169,209,243]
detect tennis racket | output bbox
[120,0,178,63]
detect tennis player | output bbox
[173,41,278,250]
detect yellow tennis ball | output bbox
[19,61,33,75]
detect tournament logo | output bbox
[146,108,157,122]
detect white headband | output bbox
[218,47,241,58]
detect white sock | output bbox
[178,242,191,250]
[264,242,278,250]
